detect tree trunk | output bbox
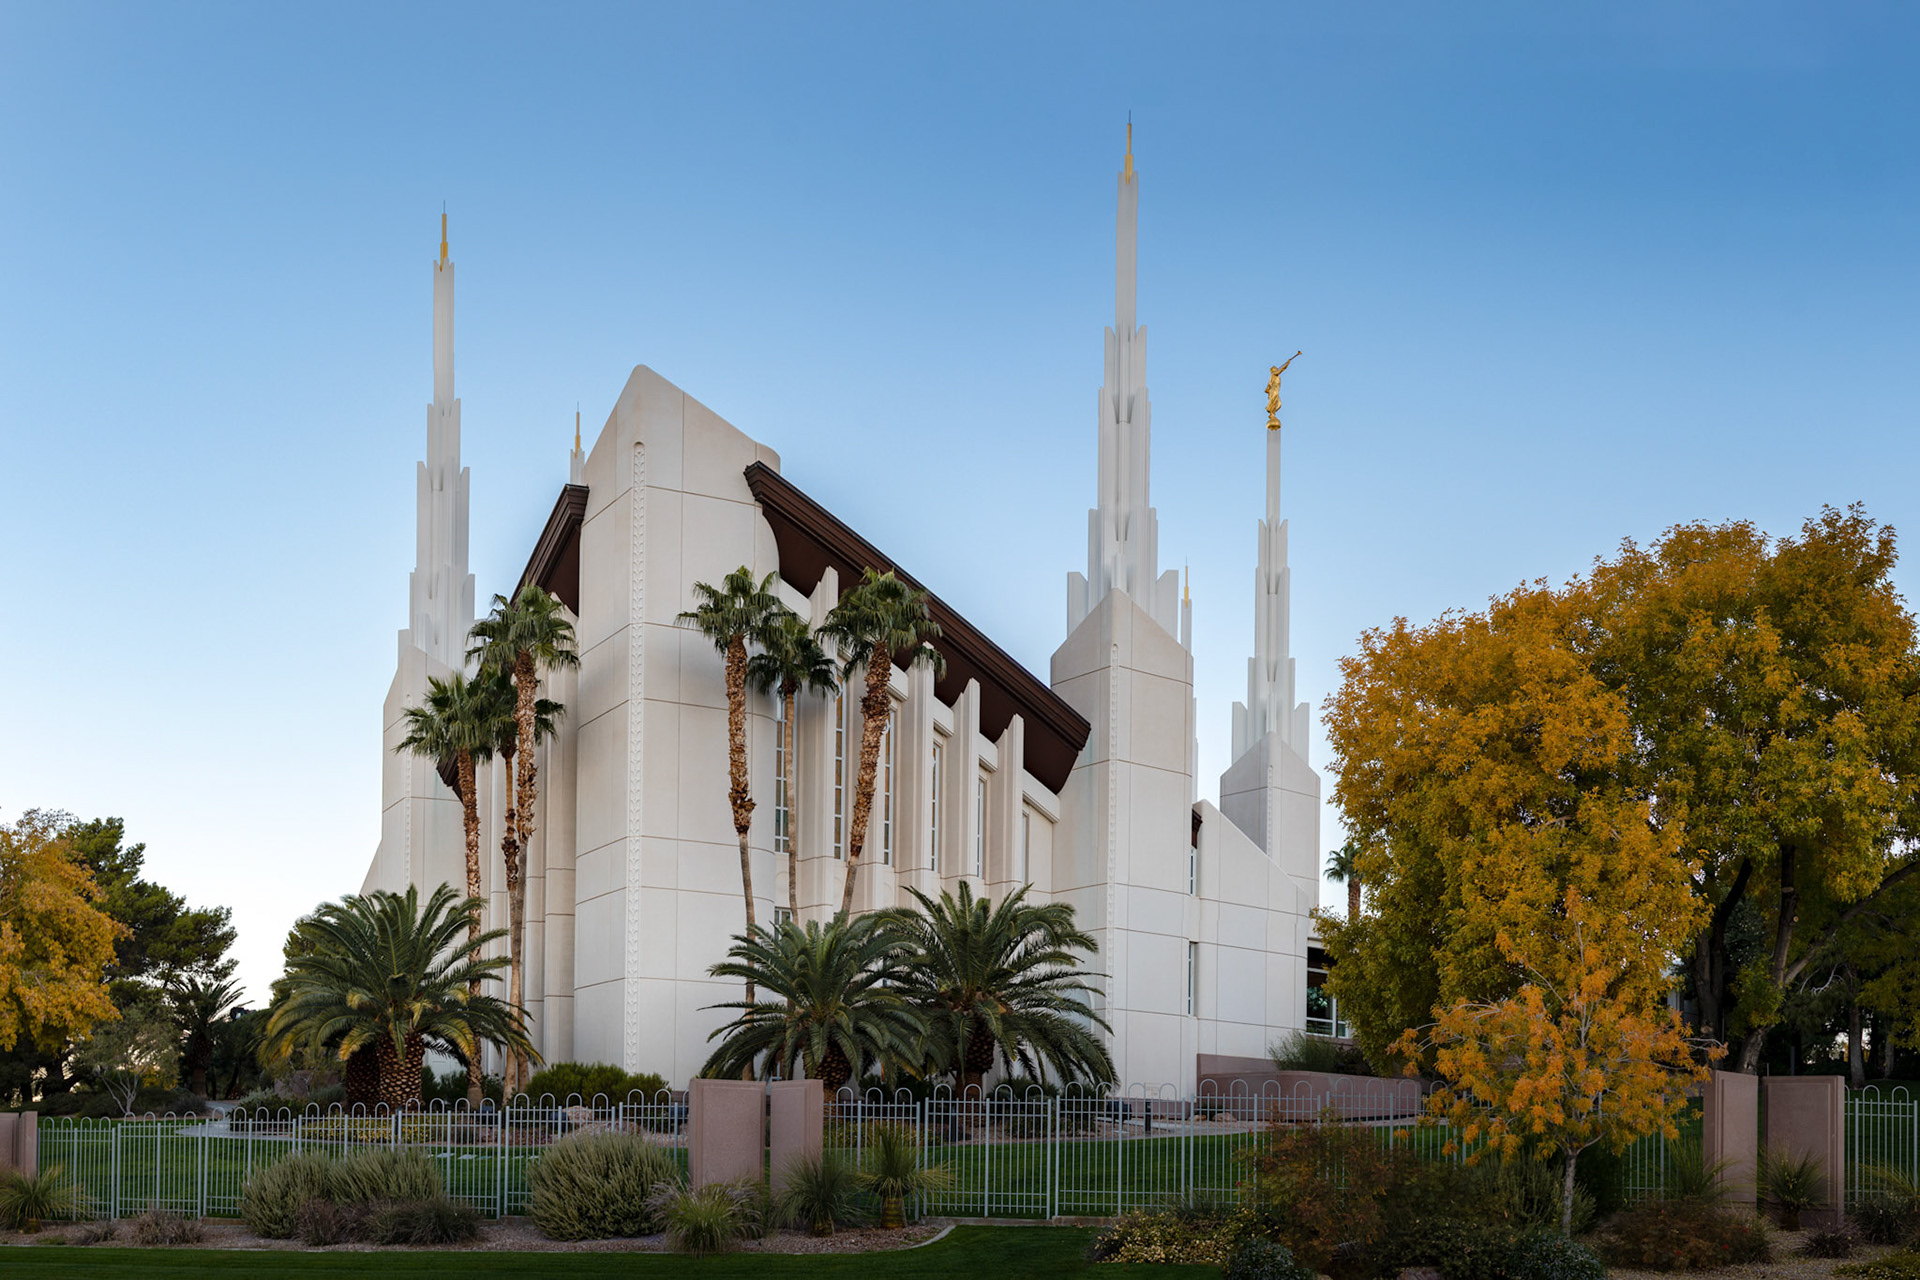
[1346,879,1360,922]
[724,635,757,1004]
[345,1044,380,1109]
[1849,987,1867,1090]
[1738,847,1798,1073]
[839,654,892,917]
[818,1041,852,1093]
[1561,1147,1581,1235]
[510,650,541,1098]
[457,749,485,1109]
[785,682,800,920]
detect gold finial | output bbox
[1266,351,1301,430]
[574,408,581,454]
[439,210,448,267]
[1124,115,1133,181]
[1183,562,1190,605]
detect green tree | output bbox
[168,973,241,1099]
[679,567,786,980]
[74,989,180,1115]
[66,817,237,992]
[262,884,534,1110]
[700,916,923,1092]
[880,883,1113,1095]
[820,570,944,915]
[469,582,578,1095]
[747,607,839,919]
[1324,841,1361,922]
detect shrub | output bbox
[129,1205,205,1246]
[1661,1139,1731,1204]
[1240,1110,1423,1272]
[1375,1212,1521,1280]
[329,1148,441,1206]
[1267,1030,1369,1075]
[294,1197,353,1246]
[1506,1230,1606,1280]
[358,1196,482,1245]
[1854,1164,1920,1245]
[0,1164,86,1232]
[420,1066,503,1108]
[1224,1237,1316,1280]
[652,1179,761,1256]
[1598,1198,1772,1271]
[241,1152,337,1238]
[1758,1144,1829,1226]
[1087,1208,1234,1266]
[858,1122,953,1228]
[70,1220,118,1245]
[527,1130,680,1240]
[522,1061,667,1103]
[1802,1225,1860,1258]
[1839,1252,1920,1280]
[773,1152,866,1235]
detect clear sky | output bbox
[3,3,1917,1002]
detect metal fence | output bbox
[34,1092,687,1222]
[1847,1085,1920,1208]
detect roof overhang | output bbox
[515,483,590,614]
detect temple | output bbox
[360,136,1325,1090]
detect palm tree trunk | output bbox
[724,635,757,1003]
[510,650,540,1097]
[499,747,523,1098]
[784,682,799,919]
[1347,879,1361,922]
[457,749,484,1109]
[839,655,892,917]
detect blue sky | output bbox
[3,3,1917,1001]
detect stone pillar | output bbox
[0,1112,16,1173]
[14,1111,36,1179]
[1764,1075,1846,1229]
[767,1079,824,1198]
[688,1079,765,1189]
[1702,1070,1759,1208]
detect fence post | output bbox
[1764,1075,1846,1230]
[1702,1070,1759,1210]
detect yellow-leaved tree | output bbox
[0,809,123,1055]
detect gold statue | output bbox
[1266,351,1300,430]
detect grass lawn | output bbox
[0,1226,1213,1278]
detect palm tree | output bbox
[747,608,839,918]
[168,974,242,1098]
[469,583,579,1095]
[679,568,785,985]
[396,670,501,1106]
[881,883,1113,1096]
[820,570,944,915]
[699,916,924,1092]
[262,883,535,1111]
[1325,841,1361,921]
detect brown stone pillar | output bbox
[1763,1076,1846,1230]
[767,1079,824,1198]
[1702,1070,1759,1208]
[0,1113,16,1173]
[688,1079,765,1188]
[14,1111,36,1179]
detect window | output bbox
[929,738,943,872]
[881,707,896,866]
[1188,839,1196,896]
[1018,808,1030,884]
[774,906,793,929]
[973,775,986,878]
[1187,942,1198,1016]
[832,694,845,859]
[773,695,791,857]
[1305,946,1348,1038]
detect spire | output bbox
[1067,123,1183,643]
[570,407,586,485]
[1232,359,1309,763]
[402,211,474,668]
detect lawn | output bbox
[0,1226,1214,1278]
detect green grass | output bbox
[0,1226,1212,1278]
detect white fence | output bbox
[1847,1085,1920,1207]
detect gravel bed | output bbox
[1605,1230,1895,1280]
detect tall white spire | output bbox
[402,212,475,667]
[1068,124,1184,643]
[1231,359,1309,762]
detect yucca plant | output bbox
[858,1122,953,1228]
[773,1152,866,1236]
[1758,1144,1829,1230]
[650,1179,762,1255]
[0,1164,86,1233]
[1665,1138,1733,1203]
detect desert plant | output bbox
[129,1204,205,1245]
[1268,1029,1344,1074]
[526,1130,680,1240]
[1759,1144,1830,1229]
[0,1164,85,1232]
[1662,1137,1730,1203]
[858,1122,953,1228]
[1803,1225,1861,1258]
[773,1151,866,1235]
[1225,1237,1316,1280]
[358,1196,481,1245]
[329,1148,441,1206]
[240,1151,337,1238]
[1085,1208,1236,1266]
[1506,1229,1607,1280]
[1598,1198,1773,1271]
[70,1220,118,1244]
[1854,1162,1920,1244]
[522,1061,666,1103]
[295,1196,352,1246]
[652,1178,762,1255]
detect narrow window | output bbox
[773,695,790,858]
[1187,942,1198,1016]
[832,694,845,859]
[1018,808,1030,884]
[773,906,793,929]
[973,775,986,878]
[881,707,896,866]
[1189,840,1196,896]
[929,739,943,872]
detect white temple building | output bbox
[360,136,1324,1091]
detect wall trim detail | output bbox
[624,442,646,1068]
